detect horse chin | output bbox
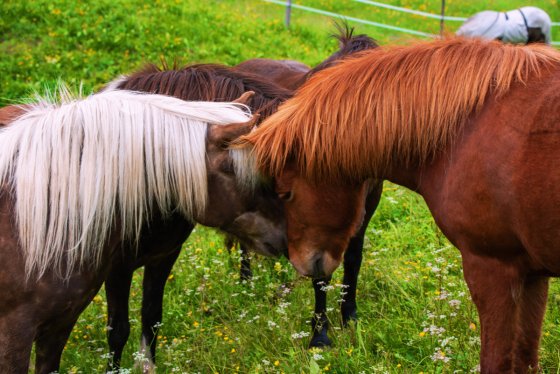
[223,211,287,258]
[288,247,341,279]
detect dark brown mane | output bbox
[238,37,560,183]
[306,22,379,77]
[112,63,293,121]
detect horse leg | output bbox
[34,316,81,374]
[308,275,333,348]
[239,243,252,282]
[105,264,133,371]
[462,251,522,373]
[340,238,363,325]
[513,275,549,372]
[138,248,181,373]
[0,313,34,373]
[341,181,382,325]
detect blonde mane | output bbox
[237,37,560,182]
[0,89,251,279]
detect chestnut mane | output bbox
[238,38,560,183]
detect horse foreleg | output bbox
[341,181,381,325]
[514,275,548,372]
[340,234,363,325]
[462,251,522,374]
[35,315,81,374]
[105,264,133,371]
[308,275,333,348]
[139,248,181,373]
[0,312,34,374]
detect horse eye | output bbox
[278,191,293,201]
[220,158,234,174]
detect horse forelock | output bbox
[239,37,560,183]
[0,89,251,280]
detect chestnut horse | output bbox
[0,90,286,374]
[237,38,560,373]
[100,24,379,365]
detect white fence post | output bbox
[285,0,292,28]
[440,0,445,36]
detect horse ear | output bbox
[0,104,28,127]
[233,91,255,106]
[208,116,258,147]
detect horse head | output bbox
[204,112,286,258]
[272,163,366,277]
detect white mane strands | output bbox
[0,89,251,279]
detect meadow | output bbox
[2,0,560,372]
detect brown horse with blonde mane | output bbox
[236,37,560,372]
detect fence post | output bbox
[285,0,292,28]
[439,0,445,36]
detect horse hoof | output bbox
[308,333,332,348]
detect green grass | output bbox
[2,0,560,372]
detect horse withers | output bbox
[237,38,560,372]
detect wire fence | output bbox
[266,0,560,46]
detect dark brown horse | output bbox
[0,90,286,374]
[234,58,310,91]
[234,23,378,91]
[237,38,560,373]
[101,24,379,367]
[101,64,291,371]
[235,24,381,348]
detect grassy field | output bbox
[2,0,560,373]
